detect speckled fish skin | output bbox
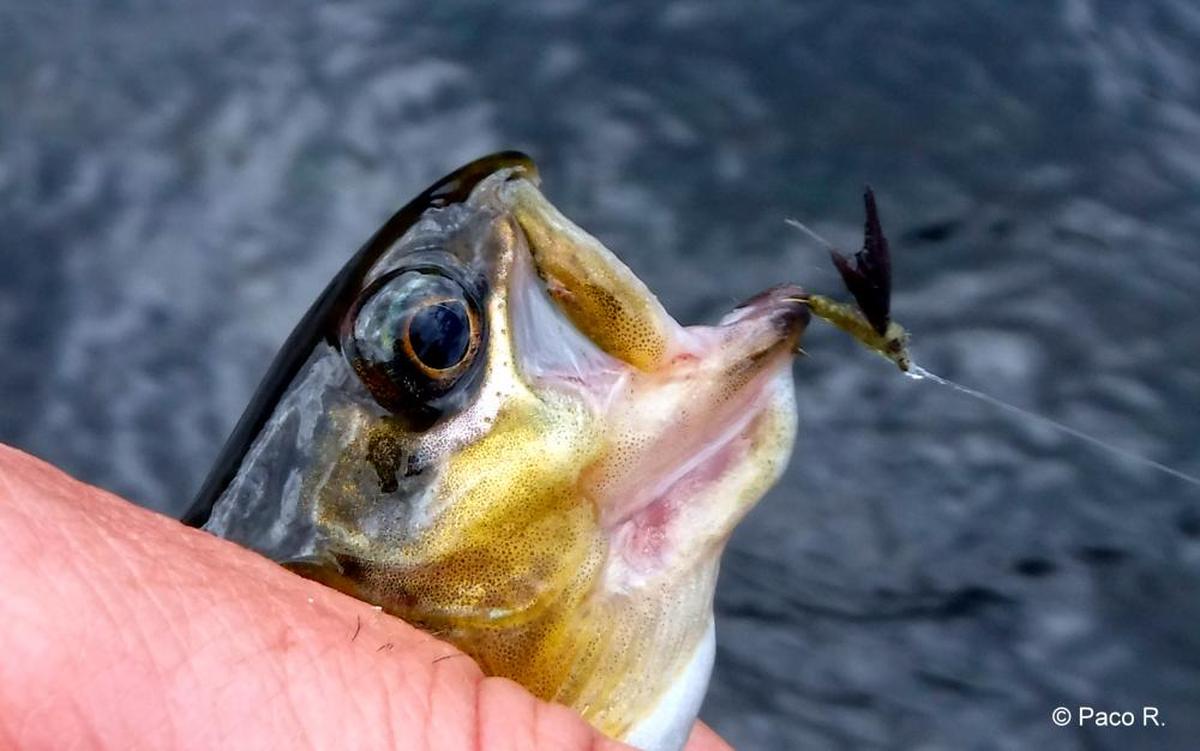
[189,153,809,750]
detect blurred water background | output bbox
[3,2,1199,748]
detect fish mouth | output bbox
[497,174,807,583]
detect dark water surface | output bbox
[3,2,1199,748]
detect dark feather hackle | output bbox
[829,186,892,336]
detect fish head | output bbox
[197,153,807,745]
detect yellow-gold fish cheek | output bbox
[314,392,608,627]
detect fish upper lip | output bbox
[725,284,811,329]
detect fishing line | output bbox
[784,218,838,252]
[905,363,1200,489]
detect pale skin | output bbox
[0,444,732,751]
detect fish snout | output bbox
[720,283,810,354]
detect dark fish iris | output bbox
[407,300,471,371]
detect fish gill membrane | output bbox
[787,190,1200,491]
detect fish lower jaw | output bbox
[601,370,797,594]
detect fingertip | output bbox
[683,720,734,751]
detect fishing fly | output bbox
[786,189,912,373]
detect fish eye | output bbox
[340,266,485,421]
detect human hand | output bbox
[0,444,732,750]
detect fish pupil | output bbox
[407,300,470,370]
